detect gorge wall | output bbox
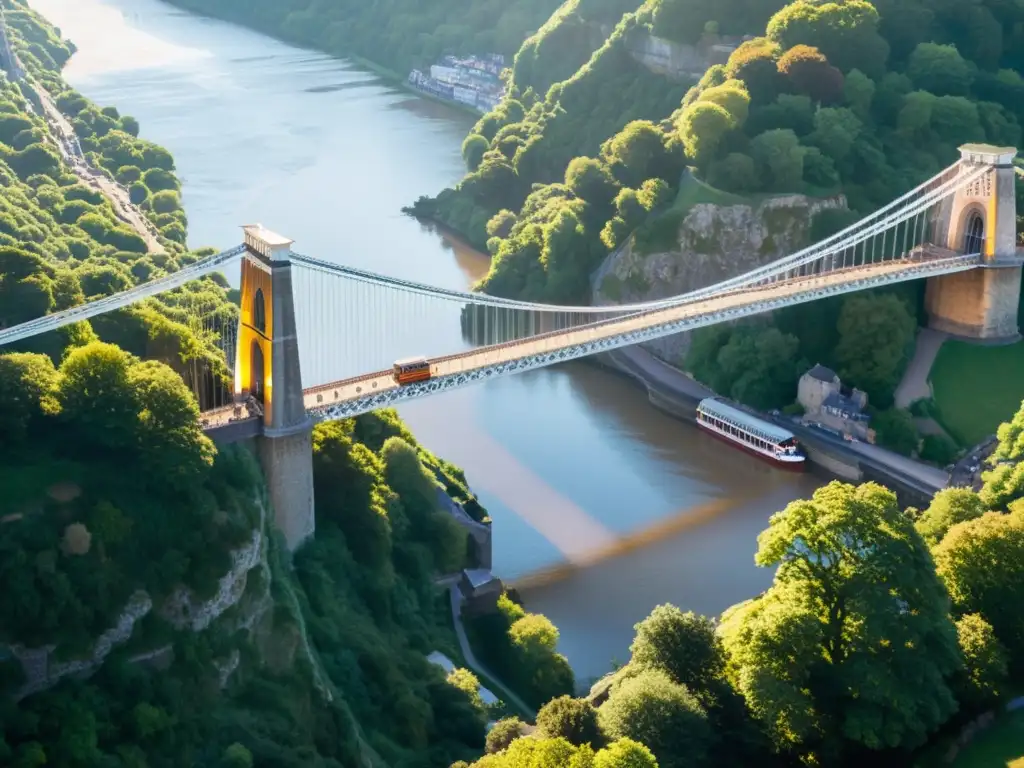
[593,192,847,362]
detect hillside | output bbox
[421,0,1024,302]
[161,0,565,77]
[0,4,575,766]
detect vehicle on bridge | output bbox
[393,356,432,384]
[697,398,806,470]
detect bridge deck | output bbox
[302,253,976,417]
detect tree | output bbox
[462,133,490,171]
[906,42,974,97]
[597,669,712,768]
[564,157,618,210]
[57,342,139,450]
[808,107,862,164]
[447,668,484,713]
[954,614,1009,710]
[601,120,671,187]
[536,696,603,747]
[897,90,938,140]
[778,45,844,104]
[722,482,961,760]
[0,352,59,445]
[676,102,735,168]
[594,739,658,768]
[486,717,527,753]
[61,522,92,556]
[486,209,517,239]
[766,0,889,78]
[843,69,875,120]
[698,80,751,126]
[749,129,805,191]
[934,509,1024,661]
[629,605,723,690]
[221,743,253,768]
[873,408,919,456]
[128,359,215,485]
[708,153,757,193]
[834,293,916,407]
[509,613,575,705]
[724,38,781,101]
[915,488,985,546]
[980,402,1024,509]
[920,434,959,467]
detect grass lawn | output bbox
[948,709,1024,767]
[930,339,1024,445]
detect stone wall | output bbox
[593,192,847,362]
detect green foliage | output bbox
[934,507,1024,665]
[628,605,723,690]
[920,433,959,466]
[915,487,985,546]
[466,593,574,709]
[536,695,604,747]
[834,293,916,407]
[686,323,802,410]
[597,668,712,768]
[721,481,961,762]
[980,400,1024,510]
[486,716,528,753]
[872,408,919,456]
[953,613,1009,711]
[462,134,490,172]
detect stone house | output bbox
[797,364,873,441]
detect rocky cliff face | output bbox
[9,499,270,700]
[593,193,847,361]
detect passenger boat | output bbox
[696,397,806,470]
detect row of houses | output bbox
[407,53,506,114]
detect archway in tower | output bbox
[253,288,267,334]
[963,212,985,254]
[250,340,265,403]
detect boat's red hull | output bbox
[697,420,806,472]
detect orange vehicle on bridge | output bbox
[393,356,432,385]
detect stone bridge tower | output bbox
[237,225,315,551]
[925,144,1022,342]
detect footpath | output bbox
[32,82,165,255]
[433,574,536,719]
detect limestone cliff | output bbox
[9,499,269,700]
[593,192,847,361]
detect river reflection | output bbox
[31,0,824,682]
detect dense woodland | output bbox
[407,0,1024,443]
[7,1,1024,767]
[162,0,565,77]
[0,3,571,766]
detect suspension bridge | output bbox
[1,144,1021,549]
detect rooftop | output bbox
[823,392,868,416]
[241,224,293,247]
[805,363,839,383]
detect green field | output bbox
[948,708,1024,767]
[930,339,1024,445]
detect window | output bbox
[253,288,266,334]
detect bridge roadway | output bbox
[301,251,978,419]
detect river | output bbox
[31,0,822,683]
